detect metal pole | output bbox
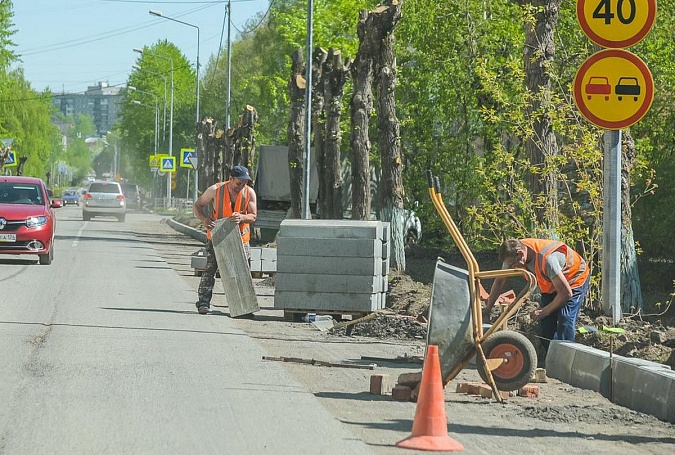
[226,0,232,129]
[301,0,313,220]
[602,129,622,323]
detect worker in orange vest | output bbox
[485,238,590,352]
[193,165,257,315]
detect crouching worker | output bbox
[485,238,590,352]
[193,166,257,315]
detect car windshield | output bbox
[64,190,78,196]
[89,183,121,193]
[0,183,44,205]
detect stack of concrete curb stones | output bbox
[274,219,390,314]
[166,217,674,423]
[546,341,675,422]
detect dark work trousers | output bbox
[538,276,591,352]
[196,239,251,308]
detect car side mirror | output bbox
[51,199,63,208]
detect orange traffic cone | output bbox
[396,345,464,452]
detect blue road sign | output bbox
[180,148,196,168]
[160,156,176,173]
[2,151,17,167]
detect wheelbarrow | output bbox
[420,170,538,402]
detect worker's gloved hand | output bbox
[481,304,493,322]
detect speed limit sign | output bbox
[577,0,657,48]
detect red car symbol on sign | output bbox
[585,76,611,101]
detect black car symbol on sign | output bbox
[615,77,641,102]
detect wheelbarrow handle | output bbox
[426,170,434,189]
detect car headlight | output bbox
[26,216,48,228]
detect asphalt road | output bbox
[0,207,374,454]
[1,206,673,455]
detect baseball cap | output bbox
[230,165,252,181]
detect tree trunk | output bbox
[196,117,218,189]
[234,105,258,171]
[288,48,306,219]
[372,0,405,271]
[620,129,644,312]
[350,10,374,221]
[311,48,327,218]
[213,127,224,183]
[520,0,561,231]
[323,48,350,219]
[222,127,235,180]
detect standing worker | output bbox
[193,165,257,315]
[485,238,590,352]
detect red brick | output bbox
[370,374,393,395]
[478,384,513,399]
[392,385,412,402]
[455,382,480,394]
[518,385,540,398]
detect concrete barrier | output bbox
[546,340,674,422]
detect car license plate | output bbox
[0,233,16,242]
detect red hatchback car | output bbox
[0,176,62,265]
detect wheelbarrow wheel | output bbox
[477,330,537,392]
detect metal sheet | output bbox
[211,219,259,317]
[427,260,474,384]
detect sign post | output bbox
[575,0,657,322]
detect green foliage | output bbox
[0,68,60,179]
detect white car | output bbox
[82,181,126,222]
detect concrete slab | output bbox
[279,219,385,240]
[632,367,675,423]
[278,237,383,258]
[570,345,611,397]
[275,273,386,293]
[277,255,383,276]
[274,290,379,312]
[545,341,578,385]
[211,219,259,317]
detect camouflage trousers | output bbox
[196,240,250,307]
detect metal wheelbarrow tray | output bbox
[422,171,538,402]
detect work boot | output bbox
[196,302,209,315]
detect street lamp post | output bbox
[132,100,159,155]
[131,63,167,142]
[148,11,200,202]
[128,86,160,154]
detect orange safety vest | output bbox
[206,180,251,243]
[521,238,589,294]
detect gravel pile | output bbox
[329,313,427,340]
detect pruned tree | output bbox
[196,117,214,191]
[288,48,307,219]
[517,0,563,232]
[350,10,375,221]
[371,0,405,271]
[310,48,328,218]
[322,48,350,219]
[233,105,259,171]
[620,129,644,312]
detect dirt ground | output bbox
[155,215,675,453]
[175,214,675,369]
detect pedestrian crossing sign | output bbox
[180,148,196,168]
[2,150,17,167]
[160,156,176,173]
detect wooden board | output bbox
[211,219,259,317]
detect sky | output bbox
[10,0,270,94]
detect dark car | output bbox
[121,183,142,211]
[0,176,62,265]
[62,189,80,206]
